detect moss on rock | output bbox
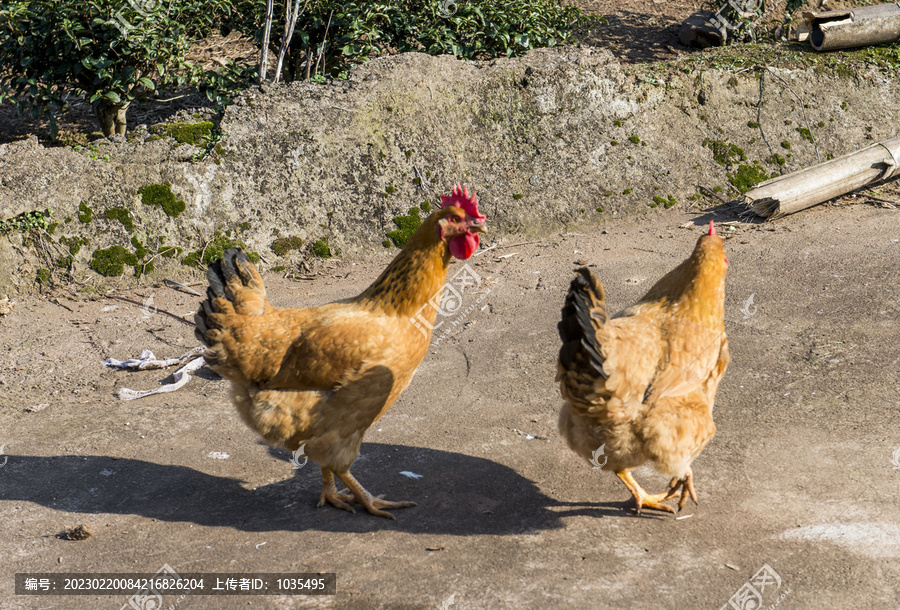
[312,238,332,258]
[182,231,260,267]
[386,207,422,248]
[90,245,138,277]
[729,163,770,194]
[78,202,93,223]
[104,207,134,232]
[139,183,186,217]
[153,121,215,146]
[271,236,304,257]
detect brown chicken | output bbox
[195,184,485,518]
[557,221,729,514]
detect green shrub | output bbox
[231,0,594,81]
[0,0,232,137]
[0,209,53,234]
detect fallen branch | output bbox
[742,136,900,219]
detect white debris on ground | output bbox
[399,471,423,479]
[103,347,207,401]
[103,347,204,371]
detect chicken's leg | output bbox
[616,470,675,515]
[661,467,698,512]
[334,470,416,519]
[318,468,356,513]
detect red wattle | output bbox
[449,232,479,260]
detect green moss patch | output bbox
[139,183,186,217]
[158,245,183,258]
[130,236,149,259]
[703,138,746,166]
[386,207,422,248]
[182,231,260,267]
[104,207,134,232]
[153,121,214,146]
[271,236,304,257]
[312,238,332,258]
[90,245,138,277]
[60,236,89,255]
[36,268,51,285]
[729,163,771,194]
[796,127,814,143]
[78,202,93,223]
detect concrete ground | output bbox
[1,201,899,609]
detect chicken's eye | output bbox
[452,215,461,223]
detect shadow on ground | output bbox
[576,11,684,64]
[0,443,636,534]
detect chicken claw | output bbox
[318,468,416,519]
[662,467,698,512]
[616,470,675,515]
[318,470,356,514]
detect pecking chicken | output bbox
[195,184,485,518]
[557,221,729,514]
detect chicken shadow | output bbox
[0,445,631,534]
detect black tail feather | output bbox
[558,267,608,377]
[195,248,246,346]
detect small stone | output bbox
[61,524,93,541]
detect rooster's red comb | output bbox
[709,220,716,236]
[440,183,485,221]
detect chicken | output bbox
[194,184,485,518]
[557,221,729,514]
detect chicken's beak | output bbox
[468,218,486,233]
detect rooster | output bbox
[195,184,485,518]
[557,221,729,514]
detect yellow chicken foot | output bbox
[335,471,416,519]
[662,467,698,512]
[616,470,675,515]
[318,469,356,514]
